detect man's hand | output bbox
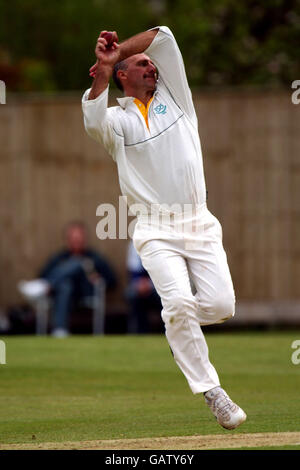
[89,31,120,78]
[135,277,153,297]
[88,271,101,285]
[88,30,120,100]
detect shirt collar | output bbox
[116,96,135,109]
[116,90,158,109]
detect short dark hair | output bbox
[112,60,128,91]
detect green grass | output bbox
[0,331,300,445]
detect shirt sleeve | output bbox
[81,85,119,160]
[144,26,197,124]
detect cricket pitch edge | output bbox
[0,432,300,450]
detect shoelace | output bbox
[212,394,237,419]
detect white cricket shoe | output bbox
[204,386,247,430]
[18,279,50,301]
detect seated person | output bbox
[18,221,117,337]
[126,241,162,334]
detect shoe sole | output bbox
[219,411,247,430]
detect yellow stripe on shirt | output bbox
[134,97,154,130]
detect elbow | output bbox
[157,25,172,36]
[84,119,103,144]
[85,125,100,143]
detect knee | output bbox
[54,279,73,294]
[209,290,235,323]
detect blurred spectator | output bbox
[18,221,117,337]
[126,241,162,334]
[0,308,10,334]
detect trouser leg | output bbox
[52,279,73,330]
[186,213,235,326]
[45,258,86,289]
[136,239,220,394]
[45,258,88,331]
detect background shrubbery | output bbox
[0,0,299,92]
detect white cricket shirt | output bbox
[82,26,206,215]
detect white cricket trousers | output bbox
[133,203,235,394]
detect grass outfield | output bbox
[0,330,299,448]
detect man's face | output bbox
[66,225,86,254]
[120,54,158,94]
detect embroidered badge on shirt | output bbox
[154,103,167,115]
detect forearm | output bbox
[88,63,113,100]
[118,29,158,62]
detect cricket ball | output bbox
[102,32,114,48]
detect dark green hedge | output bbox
[0,0,299,91]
